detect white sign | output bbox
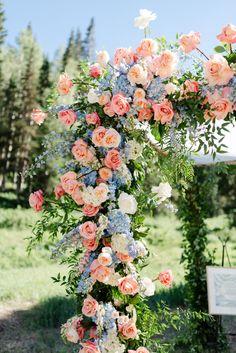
[207,266,236,315]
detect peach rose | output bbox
[54,183,65,200]
[90,259,113,283]
[118,275,139,295]
[137,348,150,353]
[60,171,77,191]
[82,237,98,251]
[99,167,112,180]
[134,88,146,99]
[104,149,122,170]
[206,91,233,120]
[58,110,77,126]
[179,31,201,53]
[111,93,130,116]
[92,126,107,147]
[31,108,47,125]
[72,139,94,164]
[97,252,112,266]
[138,107,153,121]
[89,64,102,78]
[181,79,199,96]
[82,295,99,317]
[71,189,84,205]
[96,50,110,68]
[204,54,234,86]
[158,269,174,288]
[80,221,97,239]
[217,24,236,44]
[120,319,138,339]
[29,190,44,212]
[57,73,73,95]
[156,50,178,78]
[94,183,109,204]
[103,128,121,148]
[104,102,115,117]
[98,91,111,106]
[116,252,133,263]
[86,112,101,125]
[136,38,158,57]
[114,47,135,66]
[153,99,174,124]
[82,204,100,217]
[63,179,80,195]
[80,341,100,353]
[127,64,148,86]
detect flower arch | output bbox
[28,11,236,353]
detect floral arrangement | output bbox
[28,9,236,353]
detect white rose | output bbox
[136,240,148,257]
[140,277,155,297]
[118,192,137,215]
[165,82,178,95]
[96,50,110,68]
[151,182,172,203]
[134,9,157,30]
[87,88,99,103]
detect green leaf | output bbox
[214,46,226,53]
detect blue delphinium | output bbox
[106,210,131,235]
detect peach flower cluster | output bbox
[57,73,73,95]
[179,31,201,54]
[72,139,95,165]
[92,127,121,148]
[31,108,47,125]
[58,109,77,126]
[204,54,234,86]
[153,99,174,124]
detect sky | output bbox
[4,0,236,59]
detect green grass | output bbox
[0,202,235,352]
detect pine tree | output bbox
[62,30,76,71]
[37,56,52,106]
[83,18,95,61]
[0,0,6,46]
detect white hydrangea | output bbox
[134,9,157,30]
[125,140,143,161]
[111,233,131,254]
[100,328,126,353]
[106,272,122,286]
[151,182,172,204]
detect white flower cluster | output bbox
[81,183,109,207]
[111,233,131,254]
[100,328,126,353]
[125,140,143,161]
[151,182,172,204]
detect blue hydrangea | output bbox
[146,77,166,100]
[128,240,139,258]
[112,74,135,97]
[102,303,117,330]
[79,166,97,186]
[106,209,131,235]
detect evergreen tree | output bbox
[37,56,52,106]
[83,18,95,61]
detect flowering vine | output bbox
[28,10,236,353]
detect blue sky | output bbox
[4,0,236,59]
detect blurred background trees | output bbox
[0,1,95,198]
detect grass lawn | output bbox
[0,203,235,352]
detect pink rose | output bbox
[60,171,77,191]
[71,189,84,205]
[153,99,174,124]
[86,112,101,125]
[104,149,122,170]
[80,221,97,239]
[118,275,139,295]
[54,183,65,200]
[120,319,138,339]
[72,139,94,164]
[99,167,112,181]
[155,50,178,78]
[138,107,153,122]
[90,259,113,283]
[29,190,44,212]
[58,110,77,126]
[158,269,174,288]
[137,348,150,353]
[111,93,130,116]
[136,38,158,57]
[179,31,201,53]
[89,64,102,78]
[181,80,199,96]
[82,237,98,251]
[127,64,148,86]
[217,24,236,44]
[82,204,100,217]
[31,108,47,125]
[114,48,135,66]
[204,54,234,86]
[57,73,73,95]
[82,295,99,317]
[92,126,107,147]
[104,102,115,117]
[103,128,121,148]
[80,341,100,353]
[206,91,233,120]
